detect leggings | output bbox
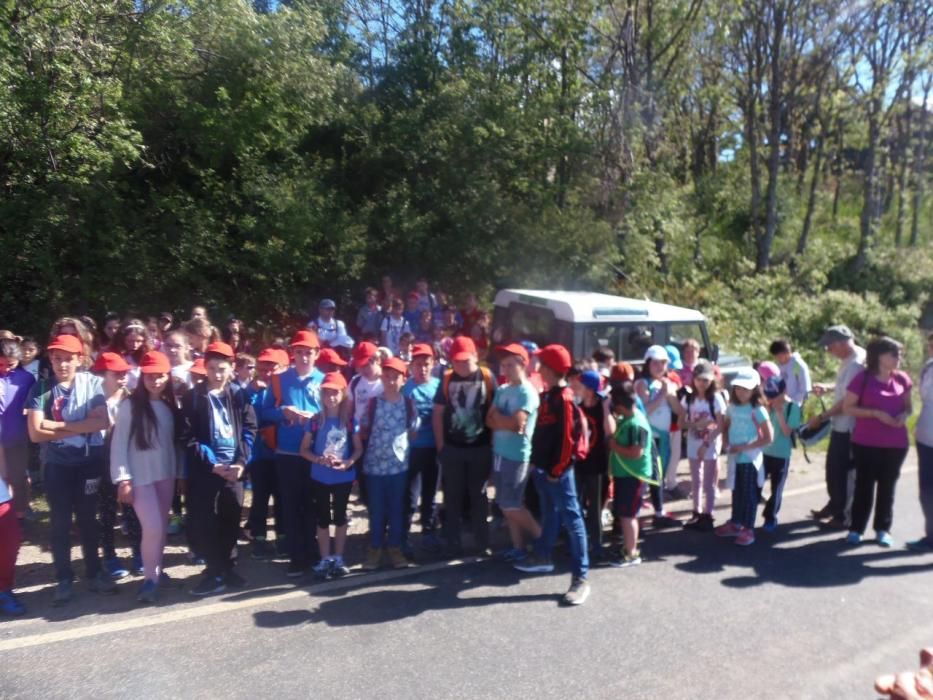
[0,501,21,590]
[133,479,175,583]
[689,458,719,515]
[311,480,352,529]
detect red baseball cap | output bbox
[352,341,378,368]
[205,341,235,359]
[256,348,280,364]
[449,336,477,362]
[381,357,408,376]
[535,344,573,375]
[290,330,320,350]
[320,371,348,392]
[139,351,171,374]
[273,349,291,367]
[411,343,435,359]
[496,343,529,365]
[91,352,131,373]
[318,348,348,367]
[407,291,420,301]
[190,358,207,376]
[47,334,84,355]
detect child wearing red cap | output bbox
[110,351,180,603]
[91,352,135,581]
[181,344,257,596]
[356,357,419,570]
[514,344,591,606]
[260,330,324,578]
[26,335,116,605]
[300,372,362,579]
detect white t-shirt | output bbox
[351,375,384,426]
[681,393,727,460]
[380,316,410,355]
[780,352,812,405]
[639,378,672,432]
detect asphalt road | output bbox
[3,455,932,700]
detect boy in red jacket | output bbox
[514,344,591,606]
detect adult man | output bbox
[308,299,348,348]
[433,336,494,556]
[261,330,324,577]
[808,325,866,528]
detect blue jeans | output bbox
[918,442,933,542]
[532,467,589,579]
[367,472,408,548]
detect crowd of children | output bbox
[0,283,931,616]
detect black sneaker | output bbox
[190,574,226,597]
[286,561,307,578]
[224,570,247,589]
[87,570,118,595]
[52,579,74,607]
[250,539,275,560]
[274,538,290,560]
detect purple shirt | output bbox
[0,367,36,446]
[848,370,912,449]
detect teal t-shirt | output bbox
[764,401,802,460]
[492,380,539,463]
[727,403,770,464]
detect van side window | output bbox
[621,325,655,361]
[669,323,707,358]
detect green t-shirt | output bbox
[610,410,656,483]
[763,401,802,460]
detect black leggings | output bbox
[311,480,352,529]
[850,444,908,535]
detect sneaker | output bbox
[609,550,642,568]
[131,551,144,576]
[312,559,334,580]
[136,579,158,604]
[714,522,742,538]
[421,532,443,555]
[513,555,554,574]
[331,558,351,578]
[500,547,528,562]
[906,537,933,552]
[0,590,26,616]
[158,571,180,589]
[876,531,894,548]
[735,528,756,546]
[562,577,591,606]
[824,516,847,530]
[286,561,307,578]
[697,514,715,532]
[274,537,289,559]
[810,505,832,520]
[762,520,778,533]
[104,557,130,580]
[190,574,226,597]
[52,579,73,606]
[387,547,413,569]
[88,570,118,594]
[250,539,275,560]
[652,512,680,528]
[224,570,247,589]
[166,515,183,536]
[361,547,382,571]
[845,531,863,545]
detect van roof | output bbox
[493,289,706,324]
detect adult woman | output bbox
[110,351,179,603]
[842,337,912,547]
[908,332,933,552]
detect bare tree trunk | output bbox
[909,76,931,246]
[796,130,824,255]
[758,0,786,272]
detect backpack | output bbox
[565,388,592,464]
[441,367,496,404]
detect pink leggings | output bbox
[689,459,719,515]
[133,479,175,583]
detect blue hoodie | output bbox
[259,366,324,455]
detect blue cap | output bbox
[578,370,602,393]
[520,340,539,353]
[763,376,786,398]
[319,298,336,309]
[665,344,683,370]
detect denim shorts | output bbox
[493,455,530,510]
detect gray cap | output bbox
[819,325,854,347]
[319,298,336,310]
[693,359,715,380]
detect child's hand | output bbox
[875,647,933,699]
